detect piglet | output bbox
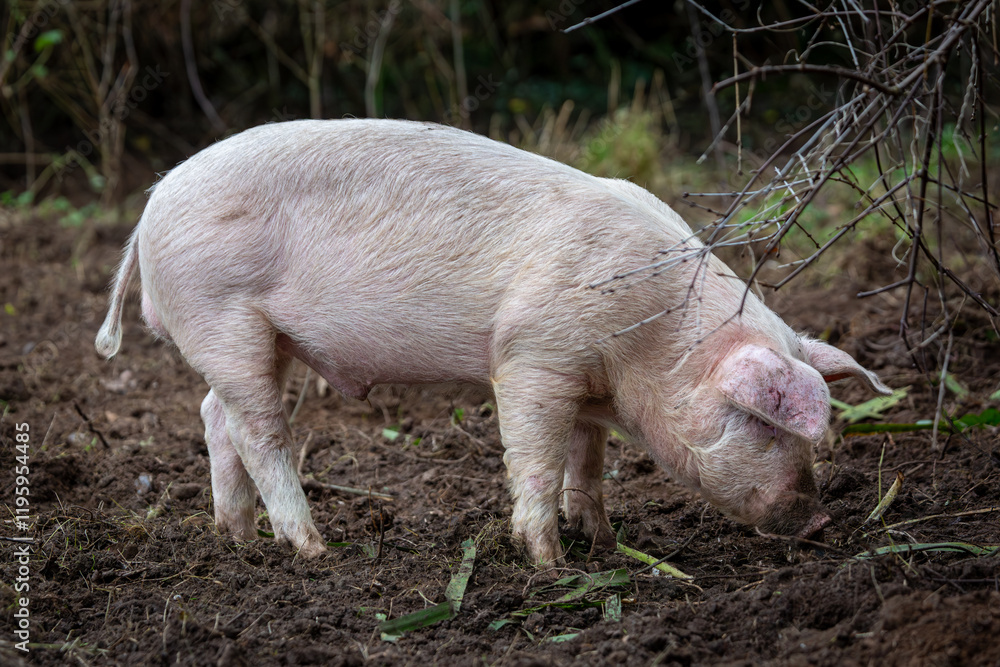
[96,119,891,564]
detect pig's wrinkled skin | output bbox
[96,119,891,564]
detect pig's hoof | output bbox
[214,514,257,542]
[290,527,328,558]
[295,537,328,559]
[518,536,564,569]
[533,554,567,573]
[277,524,327,558]
[590,525,617,553]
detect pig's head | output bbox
[661,338,890,540]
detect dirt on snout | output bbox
[1,214,999,666]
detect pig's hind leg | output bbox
[183,316,326,558]
[202,389,256,541]
[493,365,584,566]
[563,423,616,552]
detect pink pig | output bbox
[96,119,890,564]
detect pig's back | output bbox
[137,120,708,388]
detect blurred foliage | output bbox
[0,0,898,203]
[0,0,996,213]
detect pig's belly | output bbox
[273,312,494,400]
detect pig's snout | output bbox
[756,494,831,542]
[796,510,831,541]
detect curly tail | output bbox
[95,226,140,358]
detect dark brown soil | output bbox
[2,213,998,666]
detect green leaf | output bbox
[616,543,692,579]
[853,542,999,560]
[533,568,631,603]
[943,373,969,398]
[603,593,622,622]
[832,388,908,424]
[382,428,399,441]
[378,538,476,640]
[444,538,476,614]
[34,29,63,52]
[842,407,1000,436]
[989,389,1000,401]
[842,421,933,435]
[379,602,452,641]
[489,618,515,631]
[491,568,632,627]
[953,408,1000,429]
[548,633,580,643]
[865,471,903,525]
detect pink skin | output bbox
[95,119,890,565]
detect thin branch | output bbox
[712,63,901,96]
[562,0,646,34]
[181,0,226,133]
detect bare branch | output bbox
[712,64,901,96]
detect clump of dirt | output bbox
[1,213,998,666]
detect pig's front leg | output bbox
[493,366,583,566]
[563,423,616,551]
[202,389,256,540]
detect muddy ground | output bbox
[1,213,998,666]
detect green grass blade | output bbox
[943,372,969,398]
[490,568,631,628]
[488,618,515,631]
[843,408,1000,436]
[833,388,908,423]
[603,593,622,622]
[953,408,1000,429]
[865,471,903,525]
[378,538,477,641]
[379,602,452,640]
[528,568,630,603]
[843,421,934,435]
[445,538,476,614]
[853,541,1000,560]
[616,543,693,579]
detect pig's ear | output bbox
[799,337,892,396]
[717,345,830,443]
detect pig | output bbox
[95,119,891,565]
